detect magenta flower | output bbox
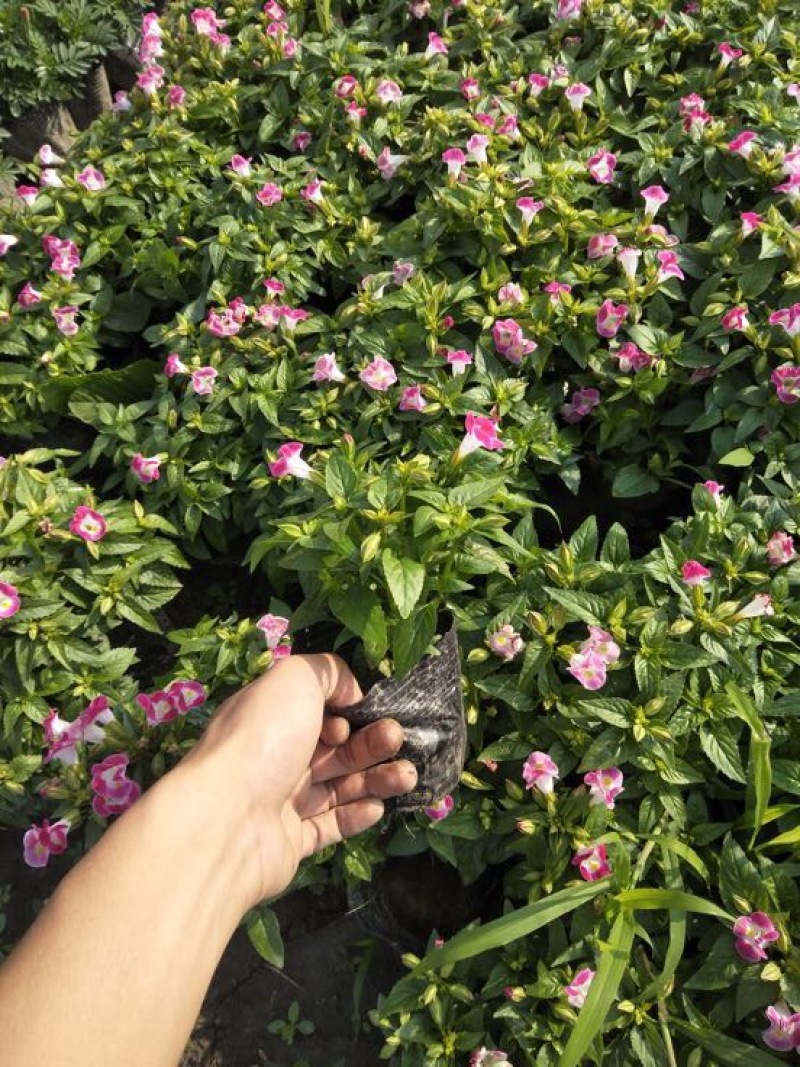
[375,79,403,104]
[167,85,186,108]
[446,348,472,376]
[360,356,397,391]
[137,65,166,95]
[0,582,21,620]
[681,560,711,585]
[498,282,524,304]
[91,753,141,818]
[17,282,42,309]
[76,166,106,191]
[718,42,743,68]
[516,197,544,224]
[0,234,18,255]
[543,281,572,304]
[168,680,206,715]
[39,144,64,166]
[191,366,218,396]
[640,185,670,218]
[657,250,684,282]
[52,306,80,336]
[376,147,409,180]
[191,7,224,35]
[301,179,325,205]
[425,31,448,58]
[596,299,628,338]
[722,305,749,332]
[269,442,312,479]
[555,0,583,20]
[565,82,592,112]
[768,303,800,338]
[23,819,70,869]
[733,912,779,962]
[487,624,524,661]
[313,352,345,383]
[43,697,114,764]
[469,1049,512,1067]
[16,185,38,208]
[771,363,800,405]
[581,626,620,664]
[584,768,624,809]
[458,412,505,456]
[256,613,290,649]
[229,154,252,177]
[291,130,312,152]
[398,385,427,412]
[587,149,617,183]
[612,342,651,373]
[564,968,595,1008]
[567,649,607,689]
[774,175,800,203]
[572,843,611,881]
[741,211,763,237]
[131,454,161,484]
[762,1004,800,1052]
[466,133,490,165]
[493,318,537,363]
[164,353,187,377]
[335,74,358,98]
[256,182,283,206]
[460,77,480,100]
[766,530,796,566]
[528,73,551,96]
[587,233,618,259]
[497,115,519,139]
[280,306,310,332]
[522,751,559,795]
[69,506,107,543]
[703,480,724,506]
[562,387,600,423]
[442,147,466,180]
[136,690,178,726]
[425,794,454,820]
[728,131,757,157]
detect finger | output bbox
[301,799,386,857]
[300,760,418,818]
[319,714,350,748]
[311,718,405,783]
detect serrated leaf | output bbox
[381,550,425,620]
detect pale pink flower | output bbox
[564,967,594,1008]
[164,353,187,377]
[522,751,558,794]
[581,626,620,664]
[301,179,324,205]
[718,42,743,68]
[40,168,63,188]
[269,442,312,479]
[167,85,186,108]
[543,281,572,304]
[256,613,290,649]
[657,250,684,281]
[335,74,358,98]
[393,261,416,285]
[528,73,551,96]
[229,154,252,177]
[398,385,427,412]
[728,131,757,157]
[587,233,618,258]
[254,304,282,329]
[17,283,42,309]
[52,306,79,336]
[112,90,133,111]
[772,363,800,404]
[596,299,628,338]
[556,0,583,20]
[91,753,141,817]
[735,594,775,620]
[313,352,345,382]
[612,342,651,373]
[703,480,724,505]
[425,32,448,58]
[766,530,796,566]
[722,305,749,331]
[493,318,537,363]
[460,78,480,101]
[498,282,524,304]
[458,412,505,456]
[0,235,18,255]
[516,197,544,224]
[23,819,70,868]
[69,506,107,542]
[640,184,670,218]
[587,149,617,183]
[466,133,489,165]
[191,7,224,35]
[683,106,713,137]
[469,1049,512,1067]
[442,147,466,179]
[446,348,472,375]
[263,1,286,20]
[206,308,241,337]
[16,185,38,207]
[788,84,800,101]
[191,366,218,396]
[567,649,607,689]
[562,387,600,423]
[280,306,310,332]
[616,246,641,283]
[681,560,711,585]
[762,1004,800,1052]
[741,211,763,236]
[360,356,397,391]
[774,175,800,203]
[565,82,592,112]
[425,794,454,820]
[0,582,21,619]
[39,144,64,166]
[768,303,800,338]
[131,454,161,484]
[76,166,106,191]
[344,101,367,124]
[256,182,283,206]
[137,64,166,95]
[733,912,779,962]
[572,843,611,881]
[647,223,680,246]
[782,148,800,177]
[376,147,409,180]
[376,79,403,104]
[409,0,430,17]
[488,624,524,661]
[584,768,624,809]
[139,32,163,63]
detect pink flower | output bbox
[768,303,800,338]
[301,179,324,205]
[683,106,713,137]
[166,679,206,715]
[313,352,345,382]
[493,318,537,363]
[191,366,218,396]
[771,363,800,404]
[40,168,63,190]
[425,794,454,820]
[136,690,179,726]
[718,42,743,68]
[581,626,620,664]
[774,175,800,203]
[565,82,592,112]
[131,454,161,484]
[39,144,64,166]
[280,306,310,332]
[229,154,252,177]
[256,182,283,206]
[544,281,572,304]
[376,79,403,104]
[23,819,70,869]
[587,149,616,183]
[254,304,283,329]
[376,147,409,180]
[291,130,312,152]
[469,1050,511,1067]
[516,197,544,224]
[0,582,21,620]
[466,134,490,165]
[16,185,38,208]
[425,32,448,58]
[69,506,107,542]
[488,624,524,661]
[442,147,466,179]
[562,387,600,423]
[722,305,749,331]
[206,308,241,337]
[458,411,505,456]
[567,649,607,689]
[762,1004,800,1052]
[733,912,779,962]
[164,353,187,377]
[735,594,775,620]
[256,614,290,649]
[269,442,312,479]
[76,166,106,191]
[91,753,141,818]
[0,235,18,255]
[263,0,285,19]
[139,32,163,63]
[741,211,764,236]
[360,356,397,391]
[587,233,618,259]
[446,348,472,375]
[112,90,133,111]
[564,968,595,1008]
[640,185,670,218]
[398,385,427,411]
[616,246,641,283]
[657,250,684,282]
[728,131,757,157]
[572,843,611,881]
[335,74,358,98]
[681,560,711,585]
[528,73,551,96]
[137,65,166,95]
[460,78,480,101]
[788,84,800,100]
[522,751,558,795]
[409,0,431,16]
[498,282,524,304]
[167,85,186,107]
[393,261,416,285]
[596,299,628,338]
[344,101,367,123]
[766,531,796,566]
[191,7,224,35]
[17,282,42,309]
[496,115,519,139]
[44,236,81,281]
[52,305,79,336]
[703,479,724,506]
[612,342,652,373]
[556,0,583,20]
[272,643,292,661]
[584,768,624,809]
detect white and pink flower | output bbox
[567,649,607,689]
[376,147,409,180]
[487,624,523,661]
[91,753,141,817]
[766,530,796,567]
[561,387,600,423]
[398,385,427,412]
[76,166,106,192]
[424,794,454,820]
[458,412,505,457]
[256,182,283,207]
[313,352,345,383]
[771,363,800,405]
[516,197,544,224]
[681,560,711,585]
[640,184,669,218]
[0,235,18,256]
[587,149,616,183]
[612,342,651,373]
[23,819,70,868]
[131,454,161,484]
[360,356,397,391]
[375,79,403,104]
[596,299,628,338]
[0,582,21,620]
[425,32,448,59]
[442,147,466,180]
[587,233,618,259]
[762,1004,800,1052]
[768,303,800,339]
[564,967,594,1008]
[493,318,536,363]
[191,366,218,396]
[256,613,290,649]
[522,751,558,794]
[564,82,592,112]
[69,506,107,542]
[584,767,624,809]
[741,211,763,237]
[572,843,611,881]
[722,305,749,332]
[656,250,684,282]
[269,442,312,479]
[733,912,779,962]
[52,305,80,336]
[446,348,472,375]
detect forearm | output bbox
[0,753,252,1067]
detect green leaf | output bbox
[381,550,425,620]
[324,454,358,500]
[558,909,635,1067]
[543,587,608,627]
[392,602,437,677]
[726,683,772,845]
[641,847,686,1001]
[600,523,630,566]
[718,447,755,467]
[245,905,285,968]
[671,1019,785,1066]
[616,889,732,922]
[612,464,659,497]
[700,725,746,783]
[329,586,388,663]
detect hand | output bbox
[185,653,417,908]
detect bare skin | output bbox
[0,653,417,1067]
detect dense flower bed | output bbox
[2,0,800,1063]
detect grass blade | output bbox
[616,888,732,922]
[672,1019,786,1066]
